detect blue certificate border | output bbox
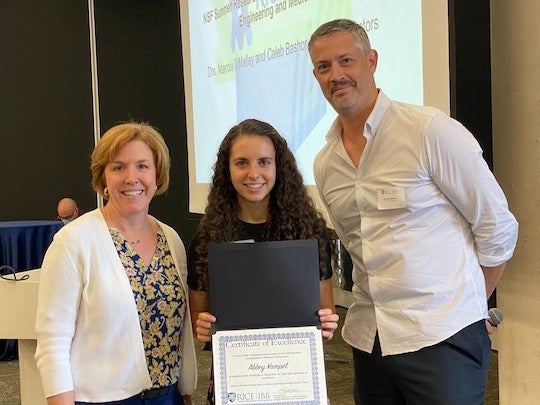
[217,330,322,404]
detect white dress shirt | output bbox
[314,91,518,355]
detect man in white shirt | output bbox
[308,19,518,404]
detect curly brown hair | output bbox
[194,119,330,290]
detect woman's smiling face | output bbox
[103,139,157,216]
[229,134,276,211]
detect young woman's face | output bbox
[229,134,276,210]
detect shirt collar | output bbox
[365,89,391,137]
[326,117,343,142]
[326,89,391,142]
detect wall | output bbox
[0,1,95,219]
[93,0,201,242]
[1,0,490,248]
[491,1,540,403]
[0,0,200,243]
[449,1,493,167]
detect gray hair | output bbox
[308,19,372,55]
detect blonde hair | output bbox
[91,122,170,199]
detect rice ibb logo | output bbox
[227,391,272,403]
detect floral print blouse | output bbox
[109,227,186,388]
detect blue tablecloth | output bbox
[0,220,63,272]
[0,220,63,360]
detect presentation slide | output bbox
[180,0,449,214]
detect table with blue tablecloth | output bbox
[0,220,63,360]
[0,220,63,272]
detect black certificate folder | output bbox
[208,239,321,332]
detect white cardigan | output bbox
[35,209,197,402]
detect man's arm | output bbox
[483,262,507,334]
[482,262,507,300]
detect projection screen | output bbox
[180,0,449,215]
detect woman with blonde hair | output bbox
[36,122,197,405]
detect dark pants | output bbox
[0,339,17,361]
[75,385,185,405]
[352,320,491,405]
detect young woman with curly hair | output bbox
[186,118,339,404]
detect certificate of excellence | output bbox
[212,326,327,404]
